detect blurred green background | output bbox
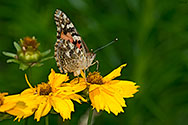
[0,0,188,125]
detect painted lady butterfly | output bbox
[54,9,96,76]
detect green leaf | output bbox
[19,63,29,71]
[41,49,51,57]
[40,56,54,62]
[0,113,12,121]
[32,63,43,67]
[7,59,20,64]
[13,42,21,52]
[2,51,17,58]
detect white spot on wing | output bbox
[61,24,65,28]
[65,51,70,58]
[57,32,60,36]
[76,48,79,53]
[67,23,74,29]
[69,43,74,49]
[56,10,62,17]
[57,27,61,32]
[55,21,60,25]
[63,44,66,48]
[63,13,67,19]
[72,36,81,41]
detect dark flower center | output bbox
[21,37,40,51]
[87,72,103,85]
[38,83,52,95]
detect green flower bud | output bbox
[18,50,41,63]
[3,36,52,71]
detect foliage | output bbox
[0,0,188,124]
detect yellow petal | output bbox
[0,102,16,112]
[21,88,35,95]
[101,88,124,115]
[109,80,139,98]
[68,94,87,103]
[102,85,126,107]
[80,70,85,79]
[64,99,74,112]
[3,94,20,103]
[48,69,69,88]
[50,96,60,113]
[89,84,126,115]
[69,77,86,85]
[41,98,51,117]
[89,86,102,112]
[51,96,74,121]
[57,83,87,95]
[6,96,38,121]
[89,84,100,92]
[0,94,21,112]
[25,74,33,89]
[102,64,127,82]
[89,88,96,107]
[48,69,55,82]
[7,101,31,117]
[34,97,50,122]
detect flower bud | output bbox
[18,37,41,63]
[3,36,52,71]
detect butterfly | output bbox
[54,9,96,76]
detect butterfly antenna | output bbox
[93,38,118,53]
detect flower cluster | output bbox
[0,64,139,122]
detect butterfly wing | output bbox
[54,9,87,52]
[54,39,85,73]
[54,9,89,74]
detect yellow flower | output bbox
[73,64,139,115]
[0,92,36,121]
[0,94,39,121]
[0,92,8,107]
[1,69,86,122]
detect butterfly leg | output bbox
[87,68,90,72]
[96,60,99,71]
[84,69,87,82]
[90,60,99,71]
[77,76,80,83]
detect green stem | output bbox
[87,107,93,125]
[45,115,49,125]
[24,118,28,125]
